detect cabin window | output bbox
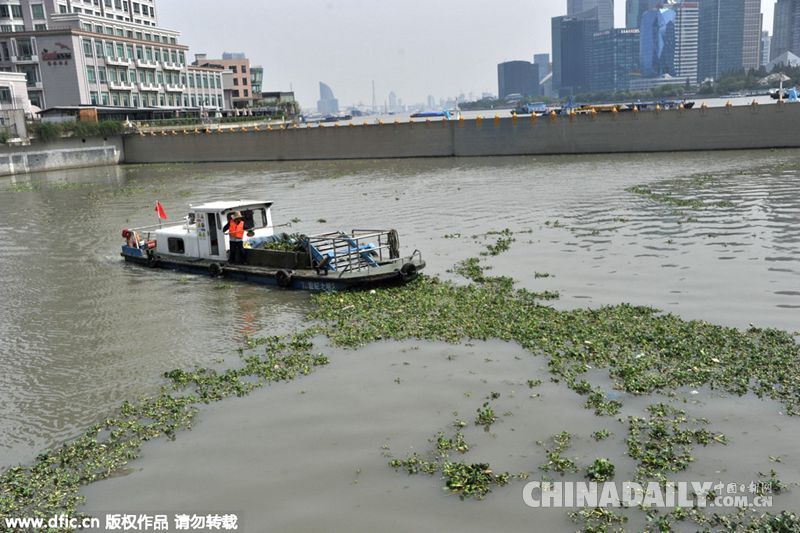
[167,237,185,254]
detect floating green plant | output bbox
[585,458,615,482]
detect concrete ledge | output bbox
[122,103,800,164]
[0,137,124,176]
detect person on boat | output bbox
[223,211,246,264]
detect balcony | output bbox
[138,82,159,92]
[135,58,158,69]
[161,61,182,71]
[164,83,184,93]
[105,56,130,67]
[108,80,133,91]
[11,54,38,63]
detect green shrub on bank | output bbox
[29,120,123,142]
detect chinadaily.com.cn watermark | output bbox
[522,481,774,509]
[3,512,240,531]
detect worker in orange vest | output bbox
[223,211,246,264]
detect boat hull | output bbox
[121,249,425,291]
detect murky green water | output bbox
[1,151,799,530]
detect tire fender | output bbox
[275,269,293,288]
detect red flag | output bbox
[155,201,167,220]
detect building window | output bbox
[170,50,176,63]
[135,45,142,60]
[86,66,96,83]
[0,87,12,104]
[132,93,139,106]
[105,42,113,57]
[232,78,238,86]
[83,39,93,57]
[59,5,67,13]
[133,2,140,13]
[1,25,12,33]
[112,92,119,105]
[10,5,22,18]
[145,47,152,61]
[31,4,45,19]
[232,90,239,97]
[202,75,208,89]
[97,67,106,82]
[230,65,237,73]
[95,41,103,57]
[159,94,164,106]
[188,74,194,88]
[156,71,162,84]
[108,67,116,82]
[0,6,8,18]
[17,38,34,59]
[90,91,98,105]
[122,93,129,106]
[126,44,133,59]
[153,48,160,61]
[244,89,248,97]
[178,51,184,65]
[116,43,124,58]
[34,23,46,30]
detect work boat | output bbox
[120,201,425,291]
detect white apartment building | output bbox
[673,2,699,82]
[0,0,226,112]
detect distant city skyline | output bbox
[157,1,776,109]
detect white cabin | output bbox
[154,201,274,261]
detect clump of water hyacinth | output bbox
[0,331,328,529]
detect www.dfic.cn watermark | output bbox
[522,481,774,508]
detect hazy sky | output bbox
[158,0,776,109]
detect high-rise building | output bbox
[591,28,640,92]
[0,0,227,111]
[317,82,339,114]
[742,0,763,70]
[761,31,772,66]
[626,0,655,29]
[770,0,800,60]
[568,0,614,30]
[533,53,550,82]
[552,15,599,96]
[673,2,700,81]
[640,7,677,77]
[698,0,762,81]
[497,61,539,98]
[639,2,698,82]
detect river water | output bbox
[1,151,799,530]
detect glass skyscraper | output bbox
[640,7,677,77]
[592,29,641,92]
[497,61,539,99]
[552,15,599,96]
[567,0,614,31]
[698,0,761,80]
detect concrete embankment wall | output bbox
[123,104,800,164]
[0,136,124,176]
